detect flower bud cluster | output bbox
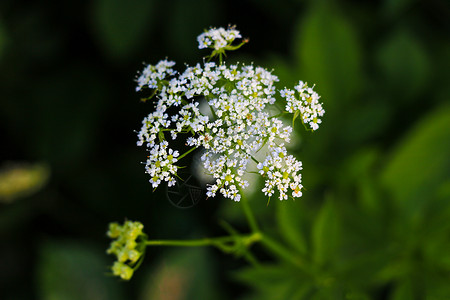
[135,27,325,202]
[107,221,145,280]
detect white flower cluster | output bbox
[135,27,324,202]
[197,26,242,50]
[280,81,325,131]
[135,59,176,92]
[257,146,303,200]
[145,141,179,188]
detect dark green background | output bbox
[1,0,449,299]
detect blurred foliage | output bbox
[0,162,49,203]
[90,0,155,61]
[36,240,125,300]
[0,0,449,299]
[139,247,219,300]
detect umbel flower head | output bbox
[135,26,325,202]
[197,25,248,63]
[106,220,146,280]
[197,26,241,50]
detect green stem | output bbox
[237,192,308,271]
[249,154,259,164]
[144,235,235,247]
[269,111,288,119]
[239,188,260,233]
[259,234,309,271]
[144,232,262,251]
[209,104,218,120]
[177,146,197,161]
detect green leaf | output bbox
[91,0,154,61]
[341,148,383,213]
[312,197,340,266]
[380,104,450,216]
[340,99,392,145]
[390,279,414,300]
[424,274,450,300]
[376,27,430,101]
[234,264,311,300]
[36,240,124,300]
[276,200,308,255]
[293,4,363,107]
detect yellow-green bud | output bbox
[127,223,143,239]
[107,223,121,239]
[128,249,141,263]
[117,249,129,263]
[106,240,121,255]
[125,239,137,250]
[112,262,134,280]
